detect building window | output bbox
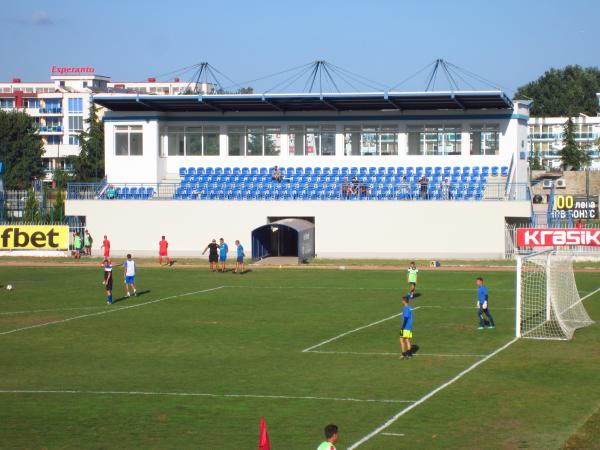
[408,125,462,156]
[26,99,40,109]
[44,99,61,113]
[344,125,398,156]
[289,125,336,156]
[68,97,83,113]
[115,125,143,156]
[470,124,499,155]
[46,135,62,145]
[68,135,80,145]
[160,126,220,156]
[68,116,83,131]
[227,126,280,156]
[0,99,15,108]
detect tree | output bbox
[52,187,65,222]
[530,148,543,170]
[23,188,41,223]
[0,110,45,189]
[69,102,104,181]
[559,118,590,170]
[514,65,600,116]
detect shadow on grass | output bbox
[112,290,151,304]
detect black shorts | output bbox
[209,254,218,263]
[105,278,113,291]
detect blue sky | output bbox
[1,0,599,94]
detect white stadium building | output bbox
[65,90,532,259]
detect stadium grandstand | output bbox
[66,62,532,259]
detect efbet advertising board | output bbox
[0,225,69,250]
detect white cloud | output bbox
[31,10,54,26]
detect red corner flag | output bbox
[258,416,271,450]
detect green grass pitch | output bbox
[0,265,598,449]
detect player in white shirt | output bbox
[123,253,138,297]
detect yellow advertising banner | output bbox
[0,225,69,250]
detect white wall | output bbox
[103,107,528,184]
[66,199,531,259]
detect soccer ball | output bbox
[339,266,346,271]
[6,284,13,291]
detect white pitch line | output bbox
[381,432,405,437]
[0,286,225,337]
[306,350,486,358]
[0,305,114,316]
[302,307,421,353]
[0,389,414,404]
[346,337,519,449]
[224,285,515,293]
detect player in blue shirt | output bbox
[218,238,228,272]
[234,240,245,274]
[476,277,495,330]
[399,296,414,359]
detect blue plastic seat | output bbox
[179,167,186,177]
[501,166,509,177]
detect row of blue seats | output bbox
[179,166,509,177]
[179,181,488,191]
[108,187,154,199]
[172,189,486,201]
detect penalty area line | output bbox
[306,350,487,358]
[346,337,519,449]
[302,307,421,353]
[0,286,225,337]
[0,389,414,404]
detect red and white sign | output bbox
[516,228,600,247]
[51,65,95,74]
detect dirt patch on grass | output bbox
[563,405,600,450]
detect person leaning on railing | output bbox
[106,185,117,200]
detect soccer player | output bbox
[399,295,413,359]
[218,238,228,272]
[407,261,418,299]
[101,235,111,259]
[317,424,339,450]
[102,259,113,305]
[476,277,495,330]
[202,239,219,272]
[84,230,93,256]
[73,232,82,259]
[159,235,171,266]
[123,254,138,297]
[234,240,245,274]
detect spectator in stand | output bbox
[442,178,451,200]
[399,176,409,200]
[418,175,429,200]
[271,165,283,182]
[340,177,352,199]
[106,185,117,199]
[351,175,359,195]
[359,177,370,198]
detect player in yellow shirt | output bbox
[407,261,419,299]
[317,424,339,450]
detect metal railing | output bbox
[68,181,531,202]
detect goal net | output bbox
[516,250,594,340]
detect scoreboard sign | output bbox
[552,194,598,220]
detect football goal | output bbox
[516,250,594,340]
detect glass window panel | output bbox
[380,132,398,155]
[344,126,361,156]
[288,127,304,156]
[321,128,336,156]
[305,128,319,156]
[168,132,184,156]
[361,130,378,156]
[264,129,280,156]
[186,127,203,133]
[115,133,128,155]
[228,133,243,156]
[204,132,219,155]
[129,132,143,155]
[187,133,203,156]
[247,130,263,156]
[129,125,143,131]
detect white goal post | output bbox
[516,250,595,340]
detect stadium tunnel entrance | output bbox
[251,218,315,263]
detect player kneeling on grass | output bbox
[476,277,495,330]
[102,259,113,305]
[399,295,414,359]
[317,424,339,450]
[123,254,138,297]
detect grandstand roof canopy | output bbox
[93,90,513,113]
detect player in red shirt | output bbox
[159,235,171,266]
[101,235,110,259]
